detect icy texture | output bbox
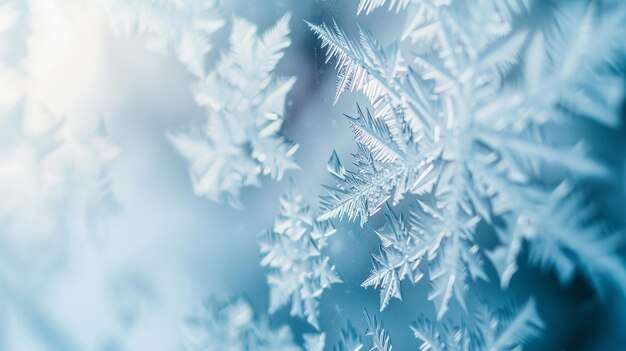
[169,14,299,208]
[411,299,543,351]
[107,0,224,77]
[310,0,626,321]
[184,297,300,351]
[491,182,626,297]
[361,202,485,317]
[334,313,393,351]
[260,181,341,328]
[1,0,625,349]
[365,311,393,351]
[334,321,363,351]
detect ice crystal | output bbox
[260,181,341,328]
[311,0,626,317]
[411,299,543,351]
[184,297,300,351]
[333,313,393,351]
[490,182,626,296]
[365,311,393,351]
[169,14,298,208]
[362,201,486,317]
[334,321,363,351]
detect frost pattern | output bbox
[361,202,485,316]
[334,321,362,351]
[168,14,298,208]
[107,0,224,77]
[334,313,393,351]
[184,297,300,351]
[310,0,626,321]
[491,182,626,296]
[260,181,341,328]
[411,299,543,351]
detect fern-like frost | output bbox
[411,299,543,351]
[260,181,341,328]
[184,297,300,351]
[169,14,298,208]
[312,0,626,320]
[334,313,393,351]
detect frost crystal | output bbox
[184,297,300,351]
[169,14,298,208]
[365,311,393,351]
[334,313,393,351]
[260,181,341,328]
[311,0,626,318]
[334,321,363,351]
[362,201,485,317]
[491,182,626,296]
[411,299,543,351]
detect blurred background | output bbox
[0,0,625,350]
